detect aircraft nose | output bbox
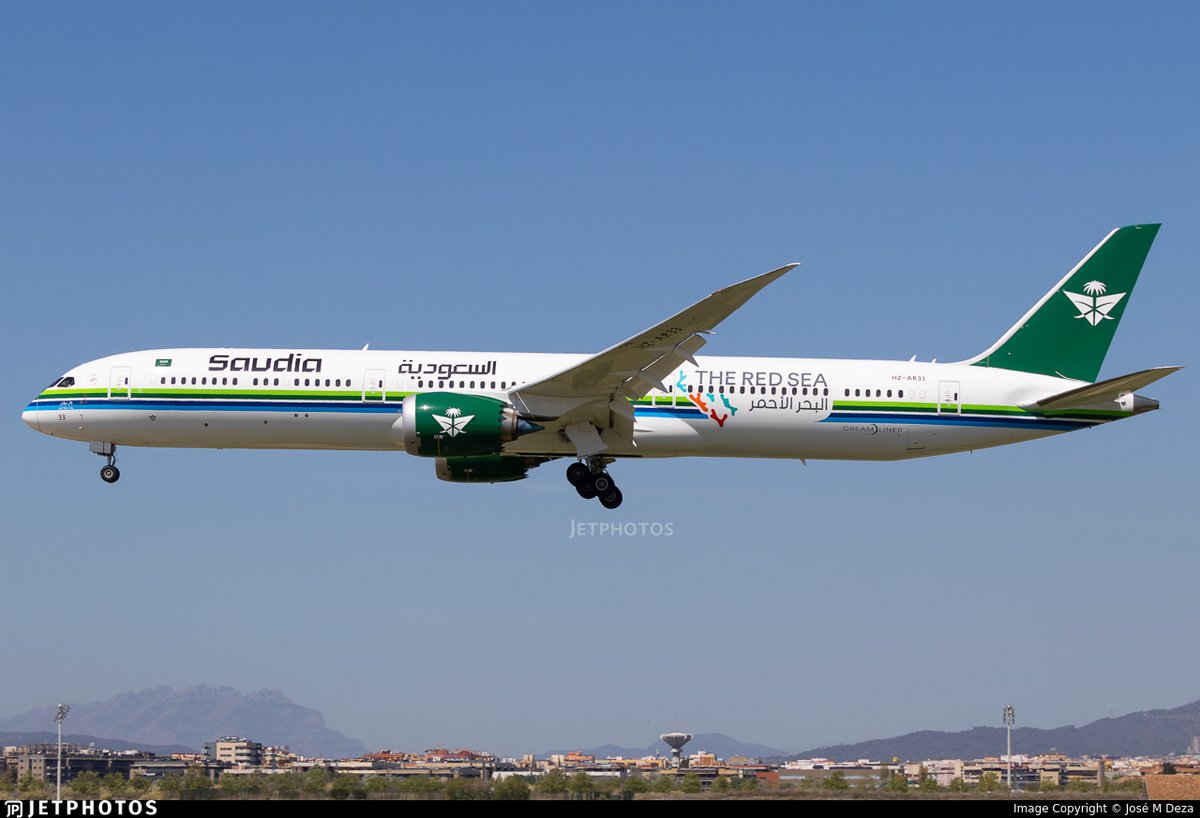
[22,406,41,432]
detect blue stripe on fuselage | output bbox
[25,399,400,414]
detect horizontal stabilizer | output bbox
[1030,366,1182,411]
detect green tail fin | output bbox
[966,224,1160,382]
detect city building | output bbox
[204,737,264,768]
[16,748,152,784]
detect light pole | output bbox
[1003,705,1015,790]
[55,704,70,801]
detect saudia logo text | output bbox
[208,353,323,373]
[1063,280,1126,327]
[432,407,474,437]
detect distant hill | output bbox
[0,731,192,755]
[784,699,1200,762]
[547,733,786,762]
[0,686,365,759]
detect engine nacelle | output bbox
[435,455,538,483]
[391,392,542,457]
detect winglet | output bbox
[715,263,799,296]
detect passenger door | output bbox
[108,366,132,399]
[362,369,386,402]
[937,381,961,414]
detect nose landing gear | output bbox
[565,458,623,509]
[91,442,120,483]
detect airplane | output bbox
[22,224,1179,510]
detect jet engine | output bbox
[391,392,543,457]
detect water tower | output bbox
[660,732,693,767]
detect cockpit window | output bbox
[46,376,75,389]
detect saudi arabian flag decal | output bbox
[155,358,173,367]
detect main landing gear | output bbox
[566,459,623,509]
[91,442,120,483]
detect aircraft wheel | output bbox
[566,462,590,486]
[100,465,120,483]
[592,473,613,494]
[599,486,623,510]
[576,481,598,499]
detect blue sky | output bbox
[3,2,1197,756]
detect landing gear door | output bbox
[108,366,132,399]
[937,381,961,415]
[363,369,386,402]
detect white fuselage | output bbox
[22,347,1114,462]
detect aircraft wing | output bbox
[507,262,797,454]
[1030,366,1182,411]
[513,263,798,405]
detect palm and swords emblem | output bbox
[432,406,474,437]
[1062,280,1126,327]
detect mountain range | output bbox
[4,688,1196,762]
[783,698,1200,761]
[0,685,365,759]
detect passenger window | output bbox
[844,389,850,397]
[898,390,904,398]
[294,379,300,386]
[161,377,166,385]
[191,377,197,385]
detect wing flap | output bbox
[616,335,709,400]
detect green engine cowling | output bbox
[435,455,539,483]
[392,392,543,457]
